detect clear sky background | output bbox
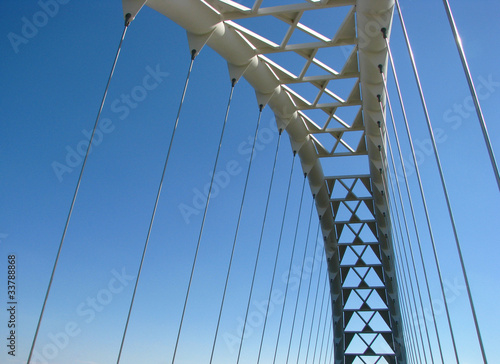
[0,1,499,363]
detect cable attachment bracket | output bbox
[124,13,132,27]
[381,27,388,39]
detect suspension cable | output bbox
[311,271,328,363]
[116,49,197,364]
[379,170,424,364]
[295,219,322,364]
[27,15,132,364]
[379,156,428,364]
[316,282,330,364]
[377,101,435,363]
[388,221,416,364]
[272,174,308,364]
[236,129,283,363]
[284,197,316,364]
[389,167,432,364]
[208,104,264,363]
[256,152,297,364]
[327,316,334,364]
[379,61,445,362]
[382,87,444,363]
[322,312,333,364]
[394,247,417,364]
[304,251,326,363]
[388,148,437,364]
[381,93,440,364]
[392,4,488,360]
[171,78,237,364]
[440,0,500,190]
[382,23,461,362]
[396,243,419,364]
[371,173,410,364]
[396,4,486,364]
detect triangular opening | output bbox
[323,76,359,101]
[312,132,337,154]
[351,179,372,198]
[344,290,364,310]
[232,15,289,46]
[365,290,388,310]
[365,312,392,332]
[304,60,338,77]
[358,246,382,265]
[363,268,385,287]
[265,51,307,77]
[343,268,363,288]
[345,312,368,332]
[338,226,356,244]
[358,224,378,243]
[300,108,331,129]
[341,130,366,153]
[371,334,395,354]
[287,81,322,104]
[329,105,362,129]
[341,246,361,266]
[345,334,368,355]
[299,6,352,41]
[288,25,328,45]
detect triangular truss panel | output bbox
[127,0,406,362]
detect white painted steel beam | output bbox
[122,1,406,362]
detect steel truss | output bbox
[122,0,406,362]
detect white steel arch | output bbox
[123,0,406,362]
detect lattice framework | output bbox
[123,0,406,362]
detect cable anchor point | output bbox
[381,27,388,39]
[124,13,132,27]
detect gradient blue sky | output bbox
[1,1,499,363]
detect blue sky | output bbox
[1,1,499,363]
